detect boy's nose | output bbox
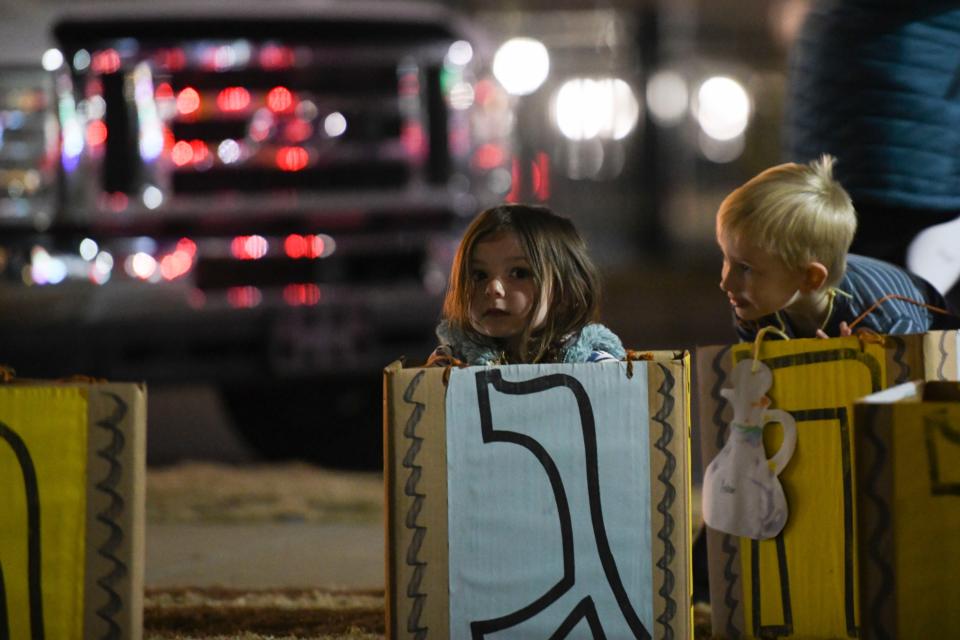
[718,263,732,292]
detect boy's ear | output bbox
[802,261,829,292]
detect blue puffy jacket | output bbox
[785,0,960,212]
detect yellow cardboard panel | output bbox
[701,337,895,639]
[0,387,88,640]
[855,383,960,639]
[892,402,960,635]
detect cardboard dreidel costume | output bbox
[696,330,958,640]
[0,377,146,640]
[383,353,693,640]
[854,380,960,640]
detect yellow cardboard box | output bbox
[384,354,692,639]
[0,381,146,640]
[854,380,960,640]
[696,331,957,639]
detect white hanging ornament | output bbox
[702,359,797,540]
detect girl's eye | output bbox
[510,267,531,279]
[470,270,487,283]
[737,263,752,274]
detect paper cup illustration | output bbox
[703,359,797,540]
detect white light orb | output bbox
[493,37,549,96]
[646,70,688,125]
[694,76,751,141]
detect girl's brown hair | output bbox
[442,204,601,363]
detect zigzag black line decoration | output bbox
[938,332,948,381]
[890,337,909,384]
[860,404,894,640]
[710,346,732,449]
[401,371,428,640]
[721,534,741,639]
[652,363,677,640]
[94,392,129,640]
[709,347,741,637]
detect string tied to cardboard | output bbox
[751,325,790,372]
[820,287,853,332]
[847,294,955,331]
[624,350,654,379]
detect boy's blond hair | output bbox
[716,155,857,287]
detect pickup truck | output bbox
[0,1,514,467]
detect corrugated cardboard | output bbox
[854,380,960,640]
[696,331,958,639]
[384,353,692,640]
[0,381,146,640]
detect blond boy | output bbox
[716,155,954,340]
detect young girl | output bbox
[427,204,625,366]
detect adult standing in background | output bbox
[784,0,960,311]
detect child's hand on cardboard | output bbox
[815,321,852,339]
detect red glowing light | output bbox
[92,49,121,75]
[177,237,197,257]
[231,235,268,260]
[106,192,129,212]
[160,249,193,280]
[266,86,294,113]
[189,140,209,163]
[474,78,495,106]
[259,45,296,70]
[401,123,426,162]
[276,146,308,171]
[284,234,306,259]
[171,141,193,166]
[155,82,175,101]
[283,283,321,306]
[176,87,201,115]
[472,143,505,170]
[227,286,262,309]
[283,118,313,143]
[284,234,325,259]
[86,120,108,146]
[506,157,521,203]
[156,49,187,72]
[163,127,176,152]
[307,235,325,258]
[533,152,550,201]
[217,87,251,112]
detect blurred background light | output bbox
[323,112,347,138]
[493,37,549,96]
[217,138,241,164]
[30,247,67,285]
[553,77,640,141]
[698,130,746,163]
[142,185,163,209]
[446,40,474,67]
[176,87,201,116]
[694,75,751,141]
[126,251,157,280]
[646,70,688,126]
[72,49,91,71]
[79,238,99,261]
[41,48,63,71]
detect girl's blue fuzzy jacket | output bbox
[433,320,626,366]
